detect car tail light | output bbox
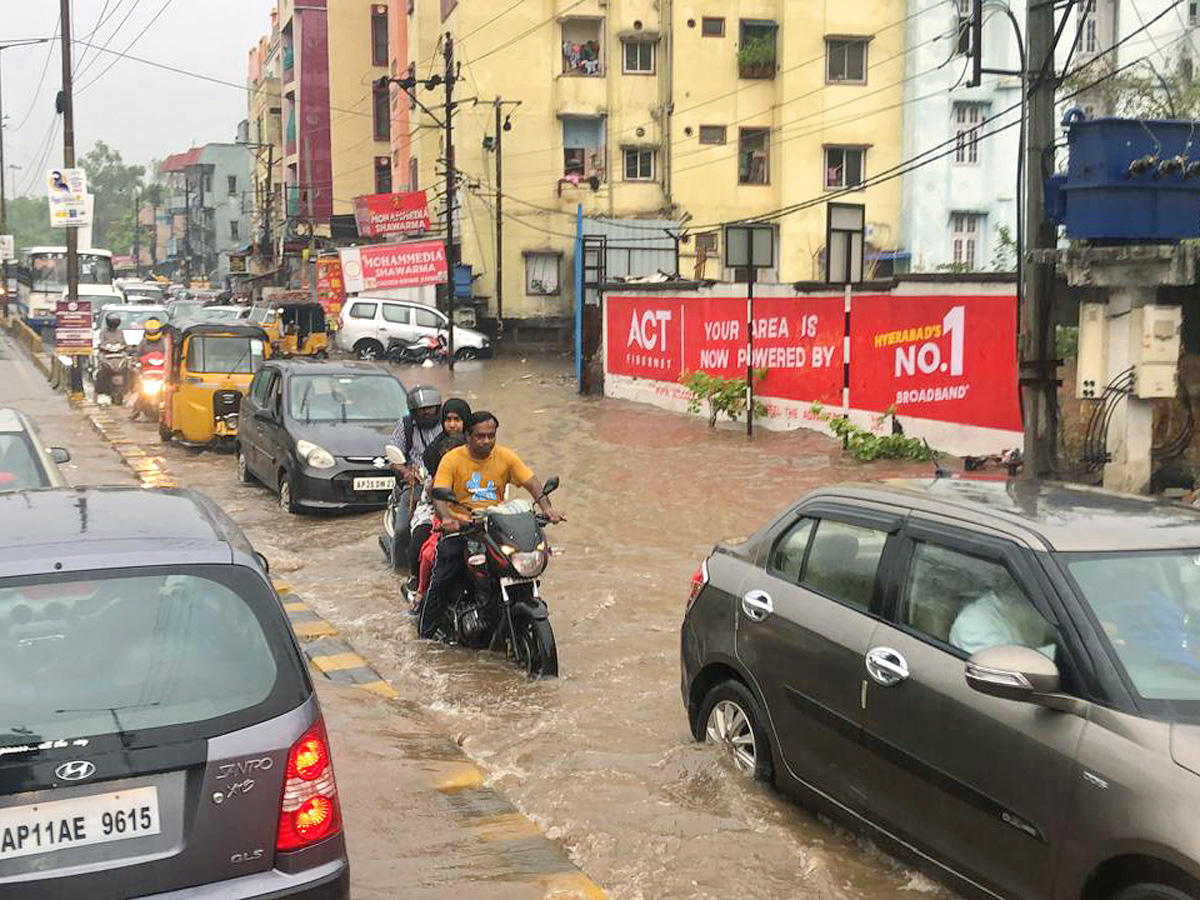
[687,558,709,611]
[276,720,342,851]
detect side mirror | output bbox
[541,476,560,497]
[965,645,1060,705]
[254,408,275,424]
[48,447,71,464]
[430,486,457,504]
[384,444,406,466]
[255,551,271,573]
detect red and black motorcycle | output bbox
[130,348,167,422]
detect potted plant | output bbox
[738,35,776,79]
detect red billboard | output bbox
[354,191,430,238]
[848,293,1021,431]
[339,240,448,294]
[606,295,684,381]
[316,256,345,321]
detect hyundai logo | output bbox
[55,760,96,782]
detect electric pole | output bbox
[183,180,192,284]
[1021,0,1059,478]
[494,99,503,344]
[443,32,457,372]
[133,191,140,277]
[60,0,81,392]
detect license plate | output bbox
[354,477,395,491]
[0,786,160,861]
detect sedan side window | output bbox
[802,520,887,611]
[769,518,815,583]
[903,542,1056,658]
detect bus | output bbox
[15,247,115,332]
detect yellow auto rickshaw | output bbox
[249,300,328,358]
[159,322,271,449]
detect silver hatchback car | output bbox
[683,478,1200,900]
[0,487,348,899]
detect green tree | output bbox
[8,195,58,251]
[80,140,144,253]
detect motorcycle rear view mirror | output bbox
[541,476,560,497]
[384,444,406,466]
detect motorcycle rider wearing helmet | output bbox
[98,312,128,351]
[390,384,443,485]
[135,316,165,357]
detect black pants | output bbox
[418,534,464,639]
[408,522,431,578]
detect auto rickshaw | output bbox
[158,322,270,449]
[249,301,328,358]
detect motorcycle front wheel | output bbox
[514,616,558,679]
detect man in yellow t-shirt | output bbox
[420,411,563,640]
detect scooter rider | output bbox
[135,316,165,357]
[99,312,128,350]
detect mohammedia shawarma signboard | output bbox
[353,191,431,238]
[338,240,448,294]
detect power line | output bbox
[74,0,143,81]
[13,15,60,132]
[77,0,175,93]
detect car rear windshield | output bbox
[289,374,406,422]
[0,434,48,490]
[1063,550,1200,705]
[0,566,307,749]
[185,336,264,374]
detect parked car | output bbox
[114,279,166,305]
[92,304,168,348]
[683,477,1200,900]
[237,359,407,513]
[0,487,348,898]
[0,407,70,491]
[337,297,491,361]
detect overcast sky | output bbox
[2,0,276,197]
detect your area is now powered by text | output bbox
[606,293,1021,432]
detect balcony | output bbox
[738,21,777,80]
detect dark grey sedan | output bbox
[682,478,1200,900]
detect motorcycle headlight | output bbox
[510,550,547,578]
[296,439,336,469]
[142,379,162,396]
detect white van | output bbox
[337,297,491,360]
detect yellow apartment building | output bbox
[393,0,906,332]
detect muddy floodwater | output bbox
[134,354,955,900]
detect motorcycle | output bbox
[95,342,132,406]
[429,478,562,678]
[379,444,419,571]
[130,348,167,422]
[385,331,449,365]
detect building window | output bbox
[698,125,727,145]
[1190,0,1198,26]
[230,220,240,240]
[373,79,390,141]
[826,37,868,83]
[1080,0,1098,54]
[623,147,655,181]
[409,157,418,192]
[562,116,605,181]
[695,232,718,257]
[953,103,984,164]
[562,19,603,76]
[227,175,238,196]
[701,17,725,37]
[203,174,213,194]
[951,212,981,268]
[623,40,655,74]
[825,146,865,189]
[371,5,388,66]
[738,20,777,79]
[738,128,769,185]
[956,0,973,55]
[525,252,560,295]
[374,156,392,194]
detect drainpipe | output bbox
[662,0,673,205]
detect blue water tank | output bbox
[1050,112,1200,241]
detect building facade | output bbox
[392,0,909,331]
[247,13,286,276]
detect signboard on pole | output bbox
[55,299,93,356]
[353,191,430,238]
[338,240,448,294]
[316,255,346,320]
[46,169,90,228]
[0,235,14,262]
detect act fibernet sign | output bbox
[606,292,1021,432]
[338,240,447,294]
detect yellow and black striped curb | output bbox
[80,402,178,490]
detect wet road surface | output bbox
[126,354,953,900]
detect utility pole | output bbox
[183,180,192,284]
[1020,0,1059,478]
[443,32,457,372]
[60,0,82,392]
[305,137,317,305]
[264,143,274,269]
[133,191,140,277]
[493,99,503,344]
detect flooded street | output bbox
[128,354,951,900]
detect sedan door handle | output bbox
[741,590,773,622]
[865,647,909,687]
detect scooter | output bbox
[429,479,562,678]
[130,348,166,422]
[385,332,449,365]
[379,444,419,571]
[95,342,131,406]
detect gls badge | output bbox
[231,849,265,864]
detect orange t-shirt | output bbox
[434,444,533,511]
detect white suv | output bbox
[337,297,492,360]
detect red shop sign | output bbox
[353,191,430,238]
[316,256,346,319]
[848,293,1022,432]
[339,240,448,293]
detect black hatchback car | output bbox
[0,487,347,898]
[237,360,407,513]
[683,478,1200,900]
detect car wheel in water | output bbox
[699,680,774,783]
[1111,885,1197,900]
[237,448,255,485]
[279,470,300,514]
[456,347,479,361]
[515,617,558,678]
[354,339,383,360]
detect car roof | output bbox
[0,487,252,577]
[805,478,1200,552]
[267,359,396,376]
